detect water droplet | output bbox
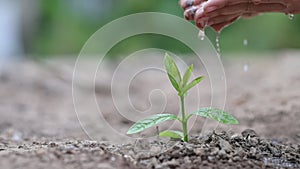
[243,39,248,46]
[12,131,23,142]
[288,14,294,20]
[216,33,221,56]
[243,63,249,72]
[198,30,205,40]
[111,156,116,161]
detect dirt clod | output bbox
[129,130,300,169]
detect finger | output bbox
[207,14,242,26]
[252,0,287,5]
[194,3,250,26]
[194,6,205,26]
[202,0,287,14]
[195,15,208,30]
[195,7,208,30]
[202,0,248,13]
[248,3,286,13]
[196,19,205,30]
[205,4,248,18]
[180,0,206,10]
[184,6,199,20]
[211,16,240,32]
[204,3,286,18]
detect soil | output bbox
[0,51,300,168]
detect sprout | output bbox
[127,53,238,142]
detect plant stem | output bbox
[180,96,188,142]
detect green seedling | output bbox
[127,53,239,142]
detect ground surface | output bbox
[0,51,300,168]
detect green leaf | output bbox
[164,53,182,89]
[182,64,193,88]
[191,107,239,124]
[127,114,179,134]
[168,73,180,92]
[180,76,204,96]
[159,130,184,139]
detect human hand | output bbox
[180,0,300,32]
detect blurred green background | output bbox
[5,0,300,58]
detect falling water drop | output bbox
[243,38,249,72]
[243,63,249,72]
[216,33,221,57]
[243,39,248,46]
[198,30,205,40]
[288,14,294,20]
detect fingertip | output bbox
[196,20,204,30]
[194,6,204,21]
[179,0,186,8]
[180,0,194,10]
[184,6,198,20]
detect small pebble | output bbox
[194,148,205,155]
[248,137,259,146]
[184,156,191,163]
[49,142,57,147]
[208,156,215,162]
[150,145,161,154]
[219,139,232,152]
[242,129,257,138]
[233,156,241,162]
[218,149,227,158]
[162,159,179,167]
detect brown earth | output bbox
[0,51,300,168]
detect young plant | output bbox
[127,53,238,142]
